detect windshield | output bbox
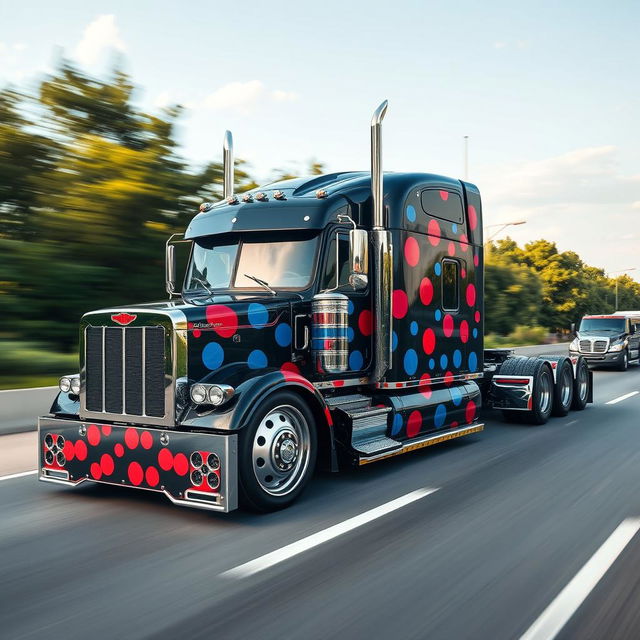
[579,317,625,332]
[185,233,319,293]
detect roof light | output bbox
[242,193,254,202]
[273,190,286,200]
[315,189,328,199]
[226,195,239,205]
[255,192,268,201]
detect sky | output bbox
[1,0,639,278]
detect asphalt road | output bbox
[3,357,640,639]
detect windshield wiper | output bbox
[244,273,276,296]
[184,277,216,305]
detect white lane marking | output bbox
[606,391,639,405]
[520,517,640,640]
[565,420,577,426]
[0,470,37,482]
[223,487,439,579]
[0,385,57,393]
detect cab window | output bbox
[322,233,350,290]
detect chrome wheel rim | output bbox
[539,372,552,414]
[252,404,311,497]
[577,364,588,401]
[560,367,572,406]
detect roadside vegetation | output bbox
[1,62,639,388]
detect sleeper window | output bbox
[442,260,459,310]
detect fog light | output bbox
[208,473,220,490]
[207,453,220,470]
[190,469,203,486]
[56,452,66,466]
[70,377,80,395]
[56,435,65,449]
[190,384,207,404]
[45,433,54,450]
[190,451,203,468]
[45,451,54,465]
[207,385,225,406]
[59,376,71,393]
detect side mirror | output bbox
[349,228,369,290]
[166,243,176,296]
[570,322,576,334]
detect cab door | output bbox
[628,318,640,362]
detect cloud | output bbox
[74,15,126,66]
[199,80,300,114]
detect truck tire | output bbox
[551,357,574,417]
[238,391,317,512]
[572,356,590,411]
[616,349,629,372]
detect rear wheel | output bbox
[528,362,554,424]
[551,358,574,417]
[572,356,590,410]
[238,391,317,512]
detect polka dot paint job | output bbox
[385,183,484,385]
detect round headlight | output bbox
[59,376,71,393]
[207,385,224,406]
[190,384,207,404]
[70,377,80,395]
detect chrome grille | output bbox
[579,338,609,354]
[85,326,166,418]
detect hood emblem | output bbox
[111,312,137,326]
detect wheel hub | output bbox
[273,431,298,470]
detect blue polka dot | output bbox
[347,300,354,315]
[248,303,268,328]
[392,331,398,352]
[453,349,462,368]
[434,262,442,276]
[468,351,478,372]
[391,413,403,436]
[429,358,435,370]
[406,205,416,222]
[440,354,448,369]
[435,309,442,322]
[410,321,418,336]
[248,349,268,369]
[472,328,478,339]
[404,349,418,376]
[452,223,458,233]
[347,326,355,343]
[450,386,463,406]
[275,323,292,347]
[202,342,224,370]
[434,404,447,428]
[349,350,364,371]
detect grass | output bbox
[0,341,77,390]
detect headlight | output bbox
[59,376,71,393]
[190,384,208,404]
[70,377,80,395]
[569,338,579,351]
[207,385,225,406]
[609,341,627,352]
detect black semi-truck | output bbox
[39,101,593,512]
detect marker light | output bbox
[273,190,286,200]
[199,202,213,212]
[242,193,254,202]
[255,192,268,201]
[315,189,328,198]
[226,195,239,205]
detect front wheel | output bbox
[238,391,317,512]
[616,349,629,372]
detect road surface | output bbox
[3,355,640,639]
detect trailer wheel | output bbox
[529,360,554,424]
[551,358,574,417]
[572,356,590,410]
[238,391,317,512]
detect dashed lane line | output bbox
[0,470,37,482]
[606,391,639,405]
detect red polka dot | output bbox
[392,290,408,319]
[473,254,479,267]
[407,410,422,438]
[460,234,469,252]
[419,278,434,305]
[114,443,125,457]
[451,421,459,428]
[205,304,238,338]
[100,453,115,476]
[145,466,160,487]
[358,310,373,336]
[87,425,100,446]
[439,190,449,201]
[460,320,470,344]
[158,448,173,471]
[101,425,112,436]
[468,205,477,230]
[465,400,477,423]
[474,310,481,323]
[281,362,300,375]
[461,268,467,279]
[427,219,441,246]
[125,428,139,449]
[128,461,144,486]
[443,314,454,337]
[188,322,194,329]
[444,371,454,386]
[404,236,420,267]
[448,241,455,257]
[173,453,189,476]
[419,373,432,399]
[63,440,75,461]
[140,431,153,450]
[466,284,476,307]
[422,328,436,355]
[90,462,102,480]
[193,329,202,338]
[74,440,87,461]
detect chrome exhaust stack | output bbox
[369,100,393,383]
[223,130,233,199]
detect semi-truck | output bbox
[39,102,593,513]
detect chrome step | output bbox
[325,393,372,410]
[352,435,402,457]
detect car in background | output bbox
[569,313,640,370]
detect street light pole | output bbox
[463,135,469,181]
[484,220,527,244]
[610,268,637,310]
